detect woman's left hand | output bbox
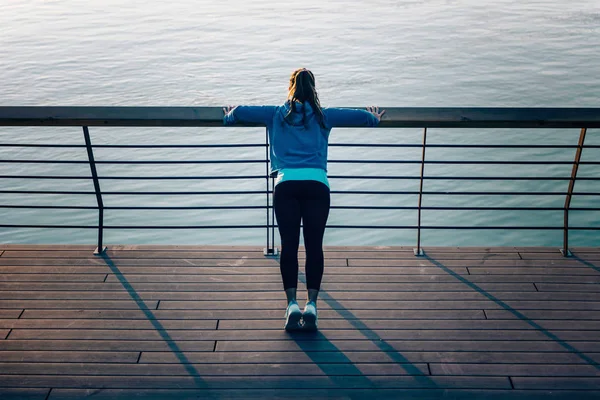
[223,105,236,115]
[366,106,386,122]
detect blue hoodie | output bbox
[223,101,379,174]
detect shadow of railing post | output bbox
[290,270,437,390]
[101,253,208,388]
[424,254,600,370]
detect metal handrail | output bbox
[2,106,600,127]
[1,106,598,256]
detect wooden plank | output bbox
[0,300,158,309]
[423,246,518,253]
[1,250,419,260]
[0,266,469,276]
[216,339,600,353]
[573,248,600,253]
[0,251,4,257]
[21,309,486,320]
[104,274,484,285]
[9,328,598,341]
[520,252,599,260]
[349,258,593,267]
[537,283,600,292]
[0,282,538,292]
[0,265,477,275]
[0,257,273,266]
[412,252,521,260]
[1,329,9,339]
[101,274,600,284]
[429,363,600,376]
[51,389,600,400]
[0,362,431,376]
[9,290,598,302]
[46,388,533,400]
[0,250,270,259]
[4,253,589,266]
[2,337,598,353]
[0,244,593,252]
[0,389,49,400]
[0,339,215,352]
[512,377,600,390]
[0,274,106,282]
[0,375,512,390]
[0,319,217,330]
[0,351,139,363]
[0,258,347,267]
[11,297,599,313]
[0,245,97,250]
[0,310,22,319]
[0,245,258,251]
[0,266,112,274]
[139,350,600,365]
[485,310,600,320]
[467,267,600,276]
[7,261,591,271]
[216,318,600,331]
[157,299,600,311]
[571,252,600,260]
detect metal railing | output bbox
[0,107,599,256]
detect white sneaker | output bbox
[302,301,318,331]
[284,301,303,331]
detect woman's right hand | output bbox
[366,106,385,122]
[223,105,236,115]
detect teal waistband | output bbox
[274,168,329,188]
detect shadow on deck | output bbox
[0,245,599,399]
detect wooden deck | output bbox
[0,245,600,399]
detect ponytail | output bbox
[285,68,326,128]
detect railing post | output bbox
[414,127,427,256]
[83,126,107,255]
[264,127,278,256]
[561,127,587,257]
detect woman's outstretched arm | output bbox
[324,106,385,128]
[223,105,277,126]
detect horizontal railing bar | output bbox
[0,224,595,230]
[333,206,600,211]
[3,175,600,181]
[0,225,267,229]
[330,160,600,165]
[0,190,267,195]
[330,143,600,149]
[0,143,265,148]
[0,205,98,209]
[0,175,264,180]
[0,160,266,164]
[329,176,600,181]
[3,142,599,149]
[2,106,600,128]
[1,205,599,211]
[334,191,600,195]
[2,190,599,196]
[3,159,600,165]
[0,144,86,148]
[93,144,266,148]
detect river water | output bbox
[1,0,599,246]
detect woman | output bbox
[223,68,385,331]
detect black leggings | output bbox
[274,180,330,291]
